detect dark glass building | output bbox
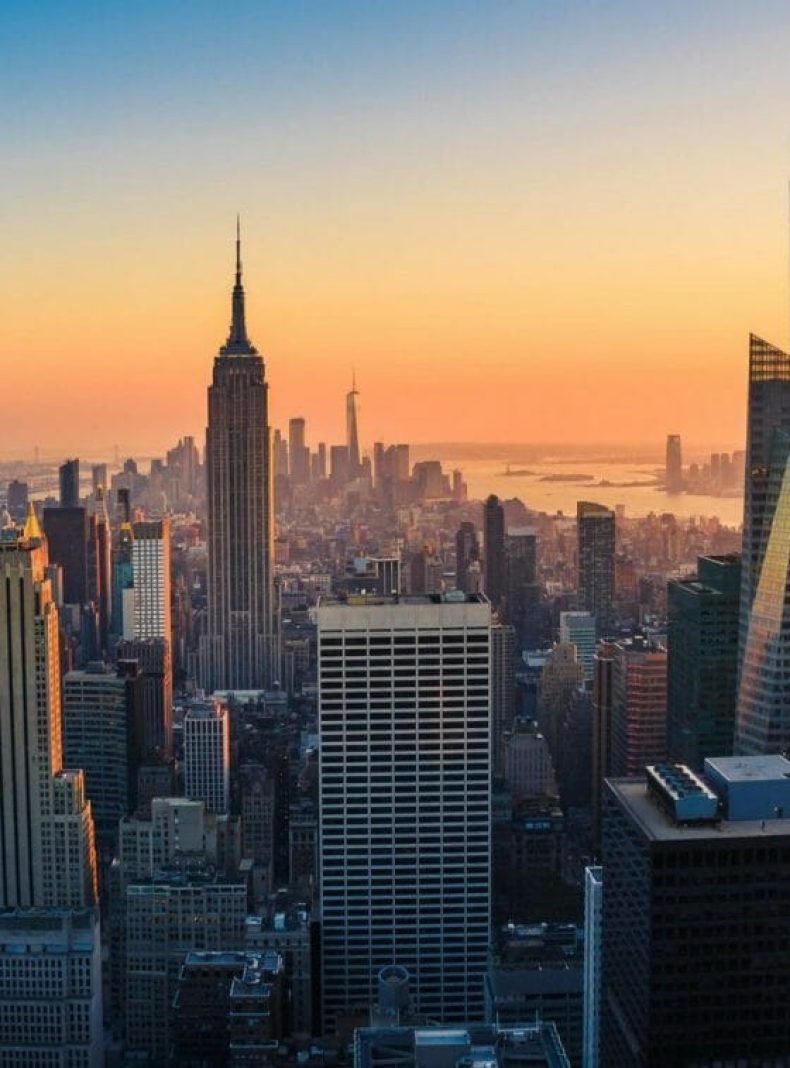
[59,457,80,508]
[736,335,790,754]
[484,494,506,611]
[576,502,615,637]
[602,758,790,1066]
[667,554,740,769]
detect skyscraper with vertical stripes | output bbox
[200,223,278,691]
[735,334,790,754]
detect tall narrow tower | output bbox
[346,372,361,478]
[736,335,790,754]
[200,222,278,691]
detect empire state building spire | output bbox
[221,215,258,355]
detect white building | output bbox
[132,518,171,640]
[183,700,231,815]
[0,907,103,1067]
[317,592,492,1028]
[583,865,603,1068]
[559,612,596,683]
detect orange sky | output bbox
[3,2,790,458]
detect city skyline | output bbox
[6,2,790,452]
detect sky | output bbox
[4,0,790,457]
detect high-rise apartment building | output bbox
[666,554,740,768]
[0,528,97,908]
[610,636,667,777]
[59,457,80,508]
[577,502,615,637]
[736,334,790,754]
[602,758,790,1065]
[483,494,506,611]
[200,224,278,691]
[183,699,231,815]
[0,907,104,1067]
[664,434,683,493]
[317,593,492,1028]
[131,518,171,640]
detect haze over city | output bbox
[5,0,790,453]
[9,4,790,1066]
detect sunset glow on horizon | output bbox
[4,0,790,456]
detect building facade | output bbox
[576,502,615,637]
[666,554,740,768]
[317,594,491,1028]
[200,225,278,692]
[602,759,790,1065]
[736,334,790,754]
[0,907,103,1068]
[0,531,97,909]
[183,699,231,815]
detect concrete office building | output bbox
[559,611,596,683]
[318,593,491,1028]
[183,699,231,815]
[0,907,103,1067]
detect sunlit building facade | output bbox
[736,335,790,754]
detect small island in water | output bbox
[539,473,594,482]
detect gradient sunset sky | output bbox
[4,0,790,456]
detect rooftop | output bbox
[607,776,790,842]
[704,755,790,784]
[354,1023,570,1068]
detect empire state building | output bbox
[200,223,278,691]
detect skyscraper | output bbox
[131,518,171,640]
[0,524,97,908]
[577,501,615,637]
[559,610,596,682]
[667,554,740,768]
[610,636,667,777]
[183,699,231,815]
[455,520,480,593]
[602,759,790,1065]
[317,593,491,1028]
[200,223,278,692]
[59,457,80,508]
[346,373,361,477]
[62,660,144,840]
[664,434,683,493]
[483,494,506,611]
[736,335,790,754]
[289,417,311,484]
